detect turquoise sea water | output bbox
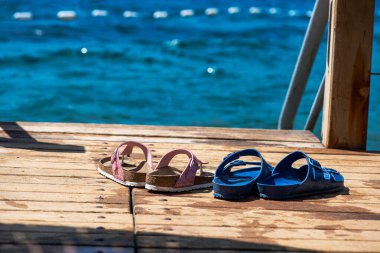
[0,0,379,149]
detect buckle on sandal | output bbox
[229,160,246,166]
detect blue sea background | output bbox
[0,0,379,149]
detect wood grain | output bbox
[0,245,133,253]
[322,0,375,149]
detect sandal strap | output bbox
[215,149,271,178]
[155,149,207,188]
[275,151,343,182]
[110,141,152,181]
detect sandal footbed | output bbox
[146,166,213,188]
[98,156,150,183]
[257,165,344,199]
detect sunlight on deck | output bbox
[0,122,379,252]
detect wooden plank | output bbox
[133,183,380,196]
[2,165,380,180]
[0,220,132,232]
[134,187,380,197]
[133,191,380,204]
[0,175,372,189]
[2,152,380,172]
[0,149,380,167]
[137,236,380,252]
[0,167,105,179]
[0,182,128,195]
[0,200,129,213]
[134,202,379,215]
[0,245,133,253]
[0,131,321,146]
[0,191,130,205]
[135,213,380,231]
[0,175,111,185]
[136,225,380,241]
[322,0,375,149]
[0,122,320,143]
[0,136,323,149]
[11,138,370,162]
[139,250,302,253]
[0,211,133,224]
[2,165,380,181]
[7,133,379,155]
[133,193,380,207]
[0,231,134,247]
[2,161,380,178]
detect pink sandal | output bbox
[145,149,214,192]
[97,141,152,187]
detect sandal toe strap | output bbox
[311,165,344,182]
[216,149,273,178]
[111,141,152,181]
[155,149,207,188]
[275,151,344,183]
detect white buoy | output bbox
[91,9,108,17]
[249,7,261,14]
[305,10,313,17]
[227,7,240,15]
[123,11,138,18]
[205,8,218,16]
[13,12,32,20]
[57,10,76,21]
[268,8,280,15]
[81,48,87,54]
[288,10,298,17]
[153,11,168,19]
[207,67,216,74]
[180,9,194,17]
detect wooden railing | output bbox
[322,0,375,150]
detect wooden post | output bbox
[322,0,375,150]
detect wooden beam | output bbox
[322,0,375,150]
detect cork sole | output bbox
[145,182,213,192]
[145,165,214,192]
[97,155,149,188]
[97,166,146,187]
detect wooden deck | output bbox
[1,122,379,252]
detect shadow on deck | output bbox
[0,223,320,253]
[0,122,84,153]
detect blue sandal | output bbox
[257,151,345,200]
[213,149,273,200]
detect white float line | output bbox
[205,8,218,16]
[92,9,108,17]
[57,10,76,21]
[11,7,323,21]
[227,7,240,15]
[123,10,138,18]
[249,7,262,14]
[180,9,194,17]
[13,12,33,20]
[153,10,168,19]
[268,7,280,15]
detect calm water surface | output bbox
[0,0,379,149]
